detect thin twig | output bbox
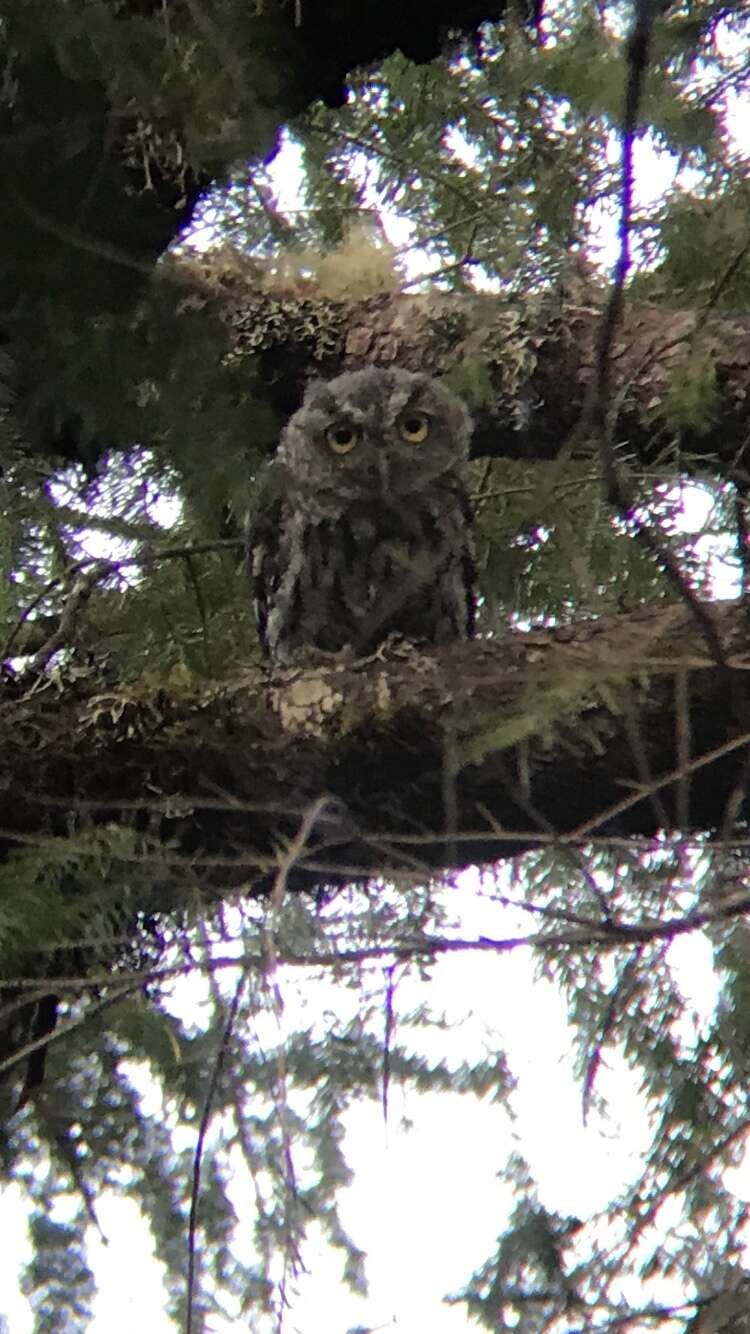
[674,666,691,830]
[37,1103,106,1239]
[382,964,397,1125]
[10,183,154,274]
[257,803,335,1329]
[620,693,671,831]
[581,944,646,1123]
[2,539,242,662]
[0,984,138,1084]
[567,730,750,841]
[7,881,750,1000]
[27,568,102,672]
[186,969,247,1334]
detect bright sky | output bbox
[0,919,724,1334]
[6,19,750,1334]
[0,867,731,1331]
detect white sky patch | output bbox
[49,465,182,566]
[668,929,722,1041]
[267,131,305,215]
[725,89,750,156]
[88,1200,176,1334]
[658,480,739,599]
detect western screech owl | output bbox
[248,367,475,660]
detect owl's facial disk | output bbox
[281,367,471,503]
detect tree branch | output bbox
[3,600,750,902]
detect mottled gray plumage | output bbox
[249,367,475,660]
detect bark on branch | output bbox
[3,599,748,904]
[176,267,750,475]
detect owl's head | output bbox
[278,367,472,502]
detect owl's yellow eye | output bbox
[326,424,358,454]
[398,412,429,444]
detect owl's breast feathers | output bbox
[248,478,475,659]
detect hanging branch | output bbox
[588,0,728,675]
[186,969,248,1334]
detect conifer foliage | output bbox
[3,2,750,1330]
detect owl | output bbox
[248,367,475,660]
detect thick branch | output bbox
[3,600,749,901]
[201,281,750,474]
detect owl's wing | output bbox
[244,460,286,656]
